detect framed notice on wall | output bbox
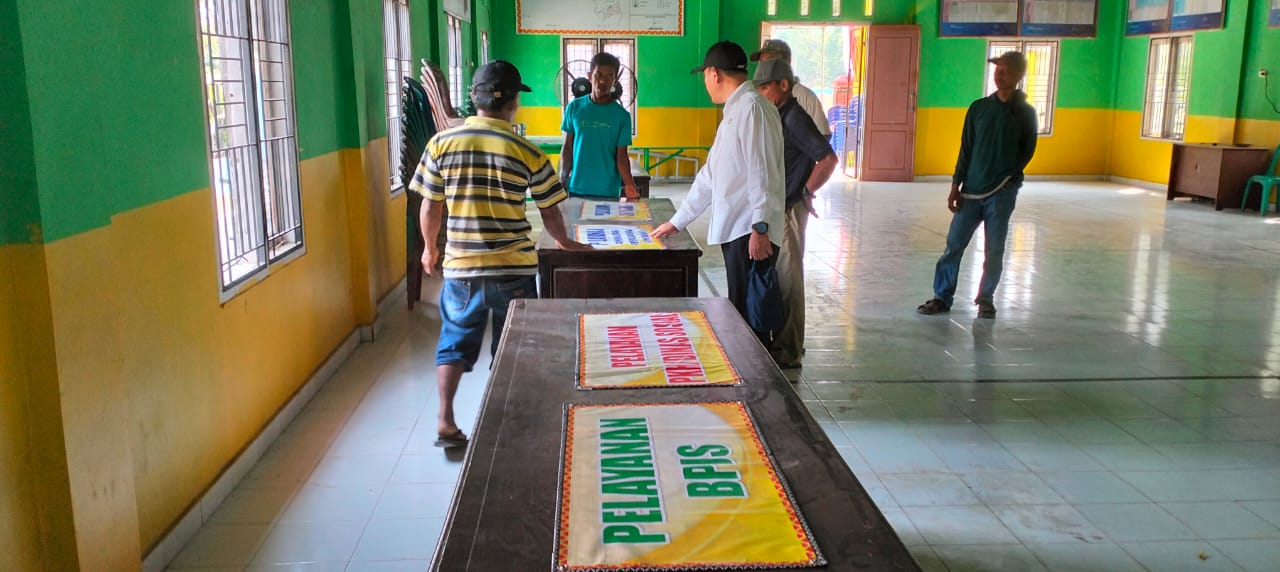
[517,0,683,35]
[940,0,1020,36]
[1273,0,1280,27]
[1021,0,1098,37]
[1127,0,1170,35]
[1170,0,1224,31]
[443,0,470,21]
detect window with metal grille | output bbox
[447,15,464,112]
[985,40,1058,135]
[561,37,638,135]
[197,0,304,295]
[1142,35,1192,140]
[384,0,412,193]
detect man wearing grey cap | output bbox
[750,39,830,138]
[652,41,785,341]
[754,58,837,369]
[917,51,1038,319]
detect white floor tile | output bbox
[166,181,1280,572]
[250,520,366,565]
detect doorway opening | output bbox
[761,22,868,179]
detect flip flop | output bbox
[434,429,469,448]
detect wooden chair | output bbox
[1241,145,1280,216]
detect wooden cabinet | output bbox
[537,197,701,298]
[1167,143,1272,210]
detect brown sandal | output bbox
[916,298,950,315]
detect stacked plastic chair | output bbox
[403,60,463,309]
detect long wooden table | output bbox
[430,298,919,571]
[536,197,702,299]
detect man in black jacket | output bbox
[918,51,1038,319]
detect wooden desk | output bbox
[431,298,919,571]
[1167,143,1272,210]
[536,197,701,298]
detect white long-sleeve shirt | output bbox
[668,82,785,246]
[793,82,830,137]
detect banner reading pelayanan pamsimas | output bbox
[556,402,825,571]
[577,312,741,389]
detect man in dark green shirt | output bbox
[918,51,1038,319]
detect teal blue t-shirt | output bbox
[560,96,633,197]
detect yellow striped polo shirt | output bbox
[409,116,567,278]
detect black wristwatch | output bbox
[752,222,768,234]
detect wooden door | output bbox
[861,25,920,182]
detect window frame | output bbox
[196,0,306,300]
[447,14,464,114]
[1141,34,1194,141]
[384,0,412,195]
[560,37,638,136]
[984,39,1059,136]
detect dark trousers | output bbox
[721,233,780,339]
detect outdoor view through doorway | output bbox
[761,22,867,178]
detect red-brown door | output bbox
[861,25,920,182]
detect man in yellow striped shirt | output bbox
[410,60,589,448]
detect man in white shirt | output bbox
[750,39,830,138]
[652,41,786,338]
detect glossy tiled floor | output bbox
[169,180,1280,571]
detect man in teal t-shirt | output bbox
[561,52,639,200]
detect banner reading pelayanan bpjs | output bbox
[576,312,742,389]
[555,402,825,572]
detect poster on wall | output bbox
[443,0,470,21]
[1170,0,1224,31]
[1021,0,1098,37]
[1273,0,1280,27]
[1127,0,1170,35]
[517,0,683,35]
[940,0,1020,36]
[555,402,825,571]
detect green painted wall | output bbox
[8,0,439,243]
[1113,0,1271,120]
[15,0,208,243]
[1,0,39,245]
[294,0,361,154]
[1187,0,1250,118]
[8,0,1277,245]
[1240,0,1280,121]
[1057,1,1122,109]
[490,0,721,108]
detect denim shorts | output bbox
[436,275,537,371]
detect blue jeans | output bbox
[436,276,537,371]
[932,188,1019,307]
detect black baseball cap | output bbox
[690,41,749,74]
[471,60,532,99]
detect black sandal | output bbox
[916,298,950,315]
[433,429,469,448]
